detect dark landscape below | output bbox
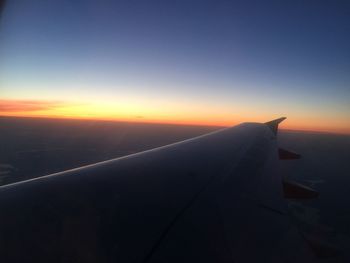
[1,116,350,262]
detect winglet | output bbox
[265,117,286,135]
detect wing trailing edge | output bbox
[283,179,319,199]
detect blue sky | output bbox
[1,0,349,131]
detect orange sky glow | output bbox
[2,1,350,137]
[1,99,349,135]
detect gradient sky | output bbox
[1,0,349,133]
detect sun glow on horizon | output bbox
[1,1,349,137]
[1,98,349,135]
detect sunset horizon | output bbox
[1,98,349,135]
[2,1,349,138]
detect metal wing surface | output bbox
[0,118,318,262]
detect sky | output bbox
[0,0,349,133]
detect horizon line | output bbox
[1,114,349,136]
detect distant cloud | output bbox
[0,99,63,112]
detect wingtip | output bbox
[265,117,287,124]
[265,117,286,135]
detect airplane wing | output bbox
[0,118,320,262]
